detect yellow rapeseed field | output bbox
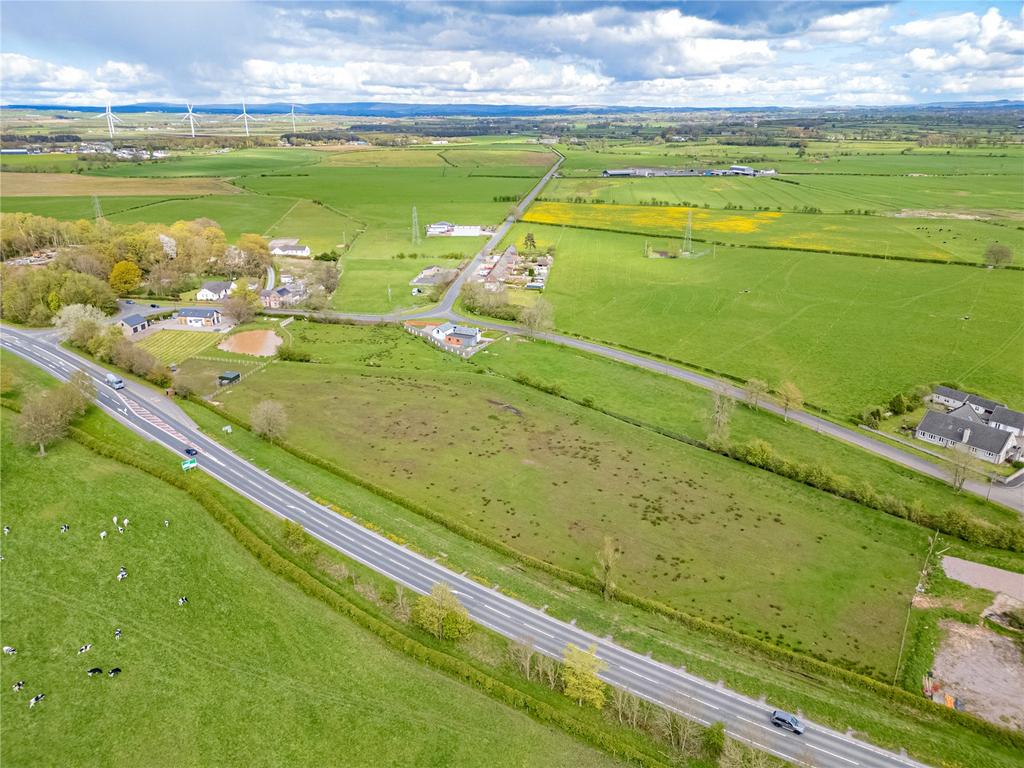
[523,201,782,234]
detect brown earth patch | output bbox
[218,330,283,357]
[932,620,1024,730]
[0,172,240,197]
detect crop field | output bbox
[0,172,239,197]
[522,201,1018,264]
[104,194,300,241]
[0,409,618,767]
[0,195,186,220]
[556,141,1024,176]
[544,174,1023,217]
[135,330,220,364]
[504,223,1024,415]
[208,323,930,678]
[86,148,323,178]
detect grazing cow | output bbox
[60,524,70,533]
[117,568,127,582]
[163,520,170,527]
[177,596,189,606]
[112,516,118,525]
[87,668,102,677]
[100,531,108,540]
[28,693,44,708]
[77,643,93,654]
[123,519,130,527]
[117,526,124,535]
[108,668,121,677]
[114,628,122,640]
[2,526,9,535]
[3,646,16,655]
[12,680,24,692]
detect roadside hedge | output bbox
[64,424,672,768]
[179,397,1024,750]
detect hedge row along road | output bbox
[1,327,935,768]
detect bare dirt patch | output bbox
[932,620,1024,730]
[218,330,283,357]
[0,172,240,197]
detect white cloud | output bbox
[891,11,981,42]
[807,6,891,43]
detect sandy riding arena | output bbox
[218,330,283,356]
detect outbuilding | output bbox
[119,313,150,335]
[218,371,241,386]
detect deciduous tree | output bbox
[592,535,620,600]
[108,260,142,294]
[707,384,735,449]
[412,582,473,640]
[519,297,553,334]
[984,242,1012,267]
[778,381,803,422]
[52,303,108,334]
[560,643,606,709]
[743,378,768,410]
[15,390,70,456]
[251,400,288,441]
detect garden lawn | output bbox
[510,223,1024,416]
[136,330,220,364]
[210,326,931,678]
[0,413,622,768]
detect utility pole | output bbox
[411,206,420,245]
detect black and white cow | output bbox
[87,668,103,677]
[108,668,121,678]
[2,646,16,656]
[12,680,24,692]
[28,693,44,708]
[77,643,92,655]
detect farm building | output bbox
[196,280,235,301]
[119,314,150,336]
[176,307,222,328]
[431,322,481,348]
[268,238,311,257]
[426,222,487,237]
[218,371,241,386]
[410,265,457,286]
[990,406,1024,438]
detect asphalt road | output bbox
[1,325,934,768]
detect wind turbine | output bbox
[181,103,200,138]
[234,99,254,137]
[289,103,297,133]
[102,100,122,139]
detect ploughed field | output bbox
[210,323,931,679]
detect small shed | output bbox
[218,371,241,386]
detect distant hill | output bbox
[3,100,1022,118]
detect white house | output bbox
[196,280,235,301]
[990,406,1024,438]
[931,385,968,409]
[176,307,223,327]
[268,238,311,257]
[915,410,1016,464]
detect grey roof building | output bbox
[965,393,1005,415]
[933,385,968,403]
[916,410,1015,463]
[990,406,1024,435]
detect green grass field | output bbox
[206,323,933,678]
[0,371,622,768]
[86,148,324,178]
[135,330,221,364]
[507,223,1024,415]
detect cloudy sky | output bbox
[1,1,1022,107]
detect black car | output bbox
[770,710,805,735]
[150,303,159,308]
[183,448,199,457]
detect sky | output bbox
[1,1,1022,108]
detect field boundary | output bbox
[179,394,1024,748]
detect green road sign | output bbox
[181,458,197,471]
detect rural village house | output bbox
[268,238,311,257]
[196,280,235,301]
[915,387,1023,464]
[431,322,481,347]
[176,307,222,328]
